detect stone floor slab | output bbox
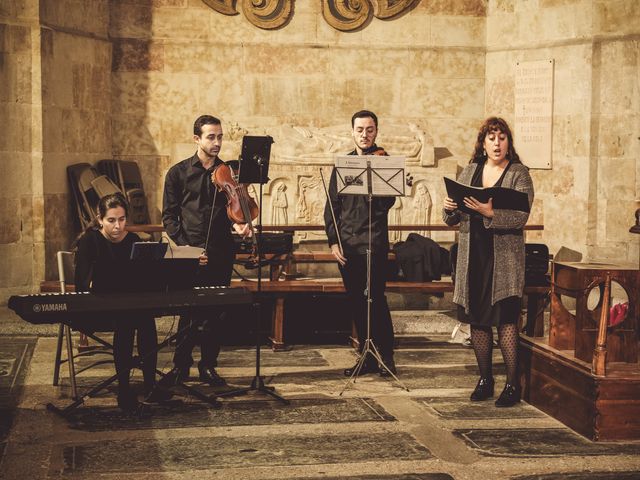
[0,336,36,407]
[513,473,640,479]
[57,431,432,474]
[303,475,454,480]
[250,365,506,390]
[417,396,547,420]
[66,396,395,431]
[455,428,640,457]
[0,336,36,461]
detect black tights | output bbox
[470,323,518,384]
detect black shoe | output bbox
[470,377,494,401]
[344,360,379,377]
[379,357,397,377]
[143,386,174,404]
[198,366,227,386]
[158,366,189,388]
[495,383,521,407]
[117,389,140,413]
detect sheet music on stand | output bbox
[164,245,203,259]
[335,155,405,197]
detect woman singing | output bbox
[75,193,171,412]
[443,117,534,407]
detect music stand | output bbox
[220,135,289,404]
[334,155,410,395]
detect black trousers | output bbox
[172,252,234,370]
[113,316,157,392]
[339,252,394,359]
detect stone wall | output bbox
[485,0,640,263]
[110,0,487,246]
[0,0,42,300]
[40,0,112,277]
[1,0,639,299]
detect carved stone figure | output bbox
[270,181,288,225]
[389,197,403,244]
[296,175,325,237]
[412,182,432,237]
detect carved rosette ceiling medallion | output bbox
[202,0,420,31]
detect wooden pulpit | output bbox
[550,261,638,368]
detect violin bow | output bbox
[319,167,344,256]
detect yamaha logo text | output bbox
[33,303,68,313]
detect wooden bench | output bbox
[233,277,549,351]
[40,276,549,353]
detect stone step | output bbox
[391,309,459,335]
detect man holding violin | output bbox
[323,110,397,377]
[161,115,251,387]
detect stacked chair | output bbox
[67,160,152,231]
[97,160,151,225]
[67,163,122,231]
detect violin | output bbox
[371,147,413,186]
[211,162,259,246]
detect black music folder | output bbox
[444,177,530,215]
[130,241,168,260]
[92,259,199,293]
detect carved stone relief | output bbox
[389,196,403,243]
[203,0,294,29]
[411,180,432,237]
[268,179,289,225]
[321,0,421,32]
[202,0,420,31]
[296,174,326,239]
[272,123,434,166]
[197,120,446,243]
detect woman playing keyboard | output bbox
[74,192,171,413]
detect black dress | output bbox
[458,162,520,327]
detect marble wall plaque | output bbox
[515,60,554,170]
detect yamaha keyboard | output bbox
[8,286,252,325]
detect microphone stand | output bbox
[219,141,288,404]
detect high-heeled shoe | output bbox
[470,377,494,401]
[495,383,521,407]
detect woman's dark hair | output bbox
[96,192,129,220]
[74,192,129,246]
[470,117,522,165]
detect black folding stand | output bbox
[217,135,289,404]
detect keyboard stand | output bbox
[46,320,221,418]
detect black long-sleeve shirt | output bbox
[74,229,141,292]
[162,153,234,255]
[323,145,396,255]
